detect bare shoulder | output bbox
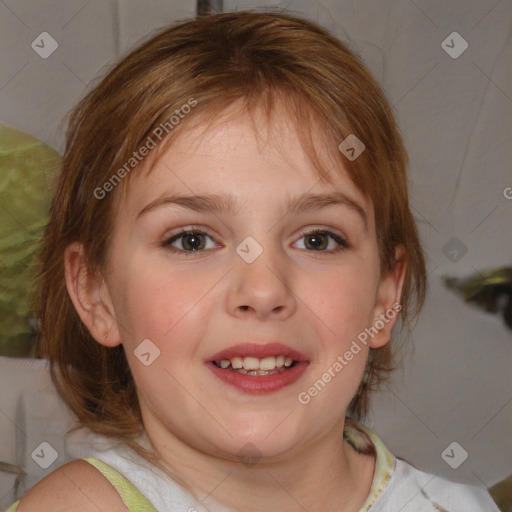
[17,459,127,511]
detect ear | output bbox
[64,241,121,347]
[369,245,407,349]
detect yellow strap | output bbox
[5,498,20,511]
[4,459,156,511]
[82,457,157,511]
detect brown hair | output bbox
[34,9,426,465]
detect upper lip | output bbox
[208,343,309,363]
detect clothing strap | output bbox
[5,498,20,511]
[344,418,396,511]
[3,459,156,512]
[82,457,157,511]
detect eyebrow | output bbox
[137,191,368,230]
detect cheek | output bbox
[109,256,214,344]
[305,263,379,337]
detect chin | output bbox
[206,421,305,462]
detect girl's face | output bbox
[74,102,404,461]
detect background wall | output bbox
[0,0,510,504]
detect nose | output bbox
[226,244,297,321]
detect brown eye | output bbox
[304,232,328,250]
[179,232,206,251]
[294,229,350,253]
[162,228,219,256]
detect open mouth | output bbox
[207,343,309,393]
[212,355,300,376]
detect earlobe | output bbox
[369,245,407,349]
[64,241,121,347]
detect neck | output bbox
[142,416,375,512]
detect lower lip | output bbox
[207,362,309,394]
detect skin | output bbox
[58,101,406,511]
[17,460,128,511]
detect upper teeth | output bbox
[218,355,294,371]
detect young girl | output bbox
[9,10,499,512]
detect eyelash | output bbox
[161,226,350,258]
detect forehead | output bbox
[120,100,373,221]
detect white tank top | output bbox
[64,419,500,512]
